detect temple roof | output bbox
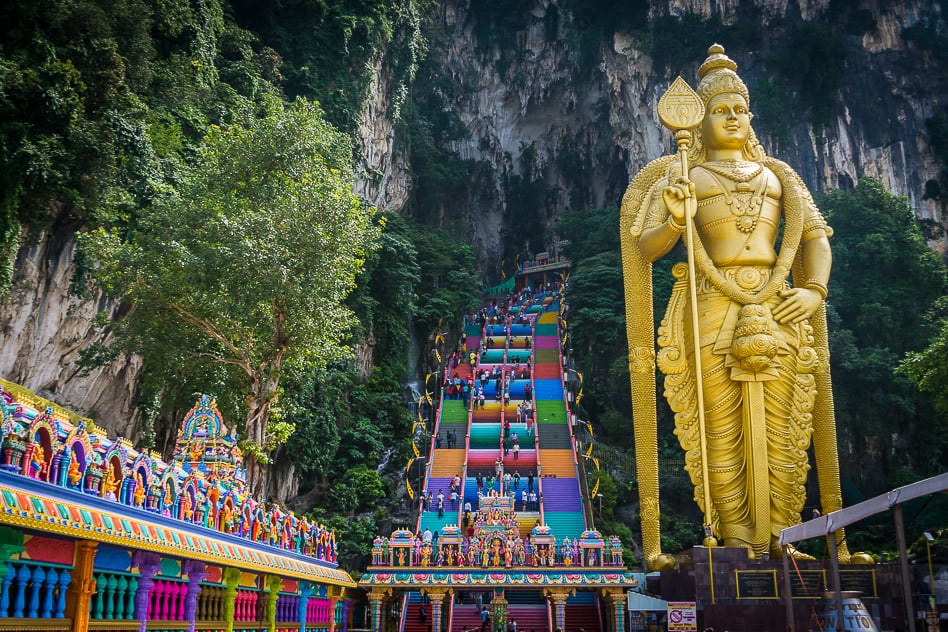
[0,473,356,586]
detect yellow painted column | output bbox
[600,589,626,632]
[263,575,283,632]
[66,540,99,632]
[366,589,391,632]
[543,589,573,632]
[422,588,452,632]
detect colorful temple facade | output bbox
[360,287,639,632]
[0,379,356,632]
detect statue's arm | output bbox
[773,228,832,324]
[637,177,687,262]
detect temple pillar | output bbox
[490,589,507,632]
[328,587,342,632]
[543,589,573,632]
[129,551,161,632]
[263,575,283,632]
[298,581,316,632]
[66,541,98,632]
[422,588,452,632]
[366,588,391,632]
[182,561,207,632]
[599,589,626,632]
[222,567,241,632]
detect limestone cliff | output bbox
[0,0,944,442]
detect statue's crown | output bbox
[696,44,749,106]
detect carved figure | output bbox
[623,45,854,568]
[103,467,120,500]
[67,458,82,488]
[134,473,146,507]
[29,445,46,479]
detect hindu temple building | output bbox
[0,380,356,632]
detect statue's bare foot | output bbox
[773,544,815,560]
[647,553,678,571]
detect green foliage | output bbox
[229,0,427,132]
[0,0,283,293]
[660,513,701,554]
[557,207,677,446]
[899,297,948,420]
[79,98,381,470]
[410,227,480,336]
[823,178,948,481]
[307,507,379,571]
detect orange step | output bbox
[537,450,576,477]
[432,449,466,476]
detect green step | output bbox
[441,400,469,423]
[480,350,505,363]
[470,424,501,448]
[534,324,558,336]
[465,324,482,336]
[533,349,558,364]
[542,512,587,540]
[535,401,567,422]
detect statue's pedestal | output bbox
[650,547,905,631]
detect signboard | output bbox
[667,601,696,631]
[789,570,826,599]
[735,570,779,599]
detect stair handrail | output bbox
[397,593,408,632]
[555,296,593,532]
[528,312,544,523]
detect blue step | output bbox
[533,379,563,400]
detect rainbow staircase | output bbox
[436,292,597,632]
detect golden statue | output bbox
[622,45,854,568]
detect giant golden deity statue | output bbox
[621,45,855,570]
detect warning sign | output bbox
[667,602,697,631]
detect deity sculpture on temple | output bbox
[622,45,863,569]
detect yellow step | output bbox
[431,449,466,476]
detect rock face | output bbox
[399,0,945,266]
[0,227,142,434]
[0,0,944,445]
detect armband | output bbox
[804,280,828,300]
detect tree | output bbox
[80,97,381,494]
[899,297,948,420]
[823,178,948,485]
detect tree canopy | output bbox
[79,97,381,492]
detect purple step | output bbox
[538,477,583,511]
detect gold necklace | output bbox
[701,166,769,234]
[699,160,763,183]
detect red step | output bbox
[508,605,548,632]
[405,603,431,632]
[450,604,483,632]
[564,604,601,632]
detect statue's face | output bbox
[701,93,750,151]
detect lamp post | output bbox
[923,531,939,632]
[416,456,427,512]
